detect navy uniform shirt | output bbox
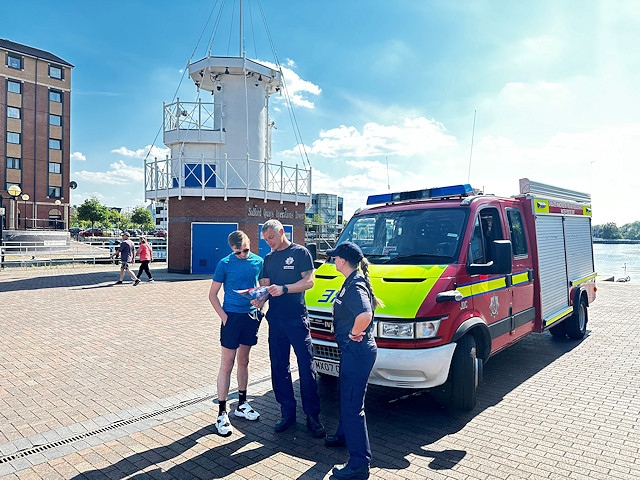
[332,270,373,348]
[261,243,314,319]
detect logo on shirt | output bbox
[283,256,295,270]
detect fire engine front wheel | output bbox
[450,334,481,411]
[565,298,588,339]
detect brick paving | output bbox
[0,264,639,479]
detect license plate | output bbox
[315,360,339,376]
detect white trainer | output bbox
[215,412,233,436]
[234,401,260,420]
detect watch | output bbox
[282,284,289,294]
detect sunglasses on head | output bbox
[234,248,250,255]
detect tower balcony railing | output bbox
[145,155,311,205]
[163,99,224,144]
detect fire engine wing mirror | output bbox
[467,240,513,276]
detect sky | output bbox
[5,0,640,225]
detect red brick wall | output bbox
[167,196,306,273]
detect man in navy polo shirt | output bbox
[257,219,325,438]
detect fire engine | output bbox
[306,178,597,410]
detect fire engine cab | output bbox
[306,178,597,410]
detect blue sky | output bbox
[5,0,640,225]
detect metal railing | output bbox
[0,238,167,269]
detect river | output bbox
[594,243,639,283]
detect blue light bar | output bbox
[366,184,473,205]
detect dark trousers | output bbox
[336,340,377,468]
[137,260,153,279]
[267,315,321,418]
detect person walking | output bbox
[323,241,381,480]
[208,230,265,436]
[109,231,140,286]
[256,219,325,438]
[135,236,154,282]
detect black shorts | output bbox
[220,311,262,349]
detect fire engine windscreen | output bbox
[336,209,468,264]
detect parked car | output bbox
[80,227,103,237]
[126,228,143,237]
[148,228,167,238]
[69,227,82,235]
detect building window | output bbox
[7,53,22,70]
[7,132,21,144]
[48,186,61,198]
[49,65,63,80]
[49,162,61,173]
[7,106,21,119]
[7,157,21,169]
[49,138,61,150]
[7,80,21,94]
[49,91,62,102]
[49,114,62,126]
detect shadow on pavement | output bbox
[70,328,586,479]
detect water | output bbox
[593,243,640,283]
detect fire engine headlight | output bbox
[377,320,441,339]
[379,322,414,338]
[415,320,441,339]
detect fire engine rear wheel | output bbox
[565,298,588,339]
[549,322,566,338]
[450,334,479,411]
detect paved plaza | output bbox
[0,264,638,479]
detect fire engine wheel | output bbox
[549,321,567,338]
[450,334,479,411]
[565,298,588,339]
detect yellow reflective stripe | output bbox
[512,271,530,285]
[458,276,507,299]
[570,272,597,286]
[545,307,573,326]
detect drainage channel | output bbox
[0,393,216,465]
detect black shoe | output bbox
[324,434,346,448]
[133,279,140,286]
[331,463,370,480]
[306,414,326,438]
[274,416,296,433]
[114,281,123,285]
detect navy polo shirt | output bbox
[332,270,373,347]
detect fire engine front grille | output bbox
[313,344,341,361]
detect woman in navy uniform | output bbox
[324,241,381,480]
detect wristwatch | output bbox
[282,284,289,294]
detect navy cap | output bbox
[326,241,364,264]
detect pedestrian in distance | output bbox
[253,219,325,438]
[208,230,266,437]
[109,231,140,286]
[135,236,154,282]
[324,241,381,480]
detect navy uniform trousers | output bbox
[267,315,321,418]
[336,336,377,468]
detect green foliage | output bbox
[593,222,622,239]
[130,206,154,231]
[76,197,108,228]
[108,209,129,233]
[619,221,640,240]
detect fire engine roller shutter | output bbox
[535,215,569,319]
[564,216,595,282]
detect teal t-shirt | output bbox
[213,252,264,313]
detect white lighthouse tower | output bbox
[145,4,311,273]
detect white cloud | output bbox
[111,145,170,159]
[284,117,456,159]
[260,60,321,109]
[71,152,86,161]
[74,160,144,185]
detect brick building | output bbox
[1,39,73,231]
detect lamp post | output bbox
[21,194,29,230]
[54,200,62,230]
[7,184,22,230]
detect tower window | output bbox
[7,53,22,70]
[49,65,63,80]
[7,80,21,94]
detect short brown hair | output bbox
[228,230,249,249]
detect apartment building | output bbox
[1,39,73,230]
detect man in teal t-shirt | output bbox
[208,230,265,437]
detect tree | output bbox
[620,221,640,240]
[131,206,154,231]
[108,209,128,234]
[76,197,108,228]
[594,222,621,239]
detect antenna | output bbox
[467,109,476,183]
[386,156,390,191]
